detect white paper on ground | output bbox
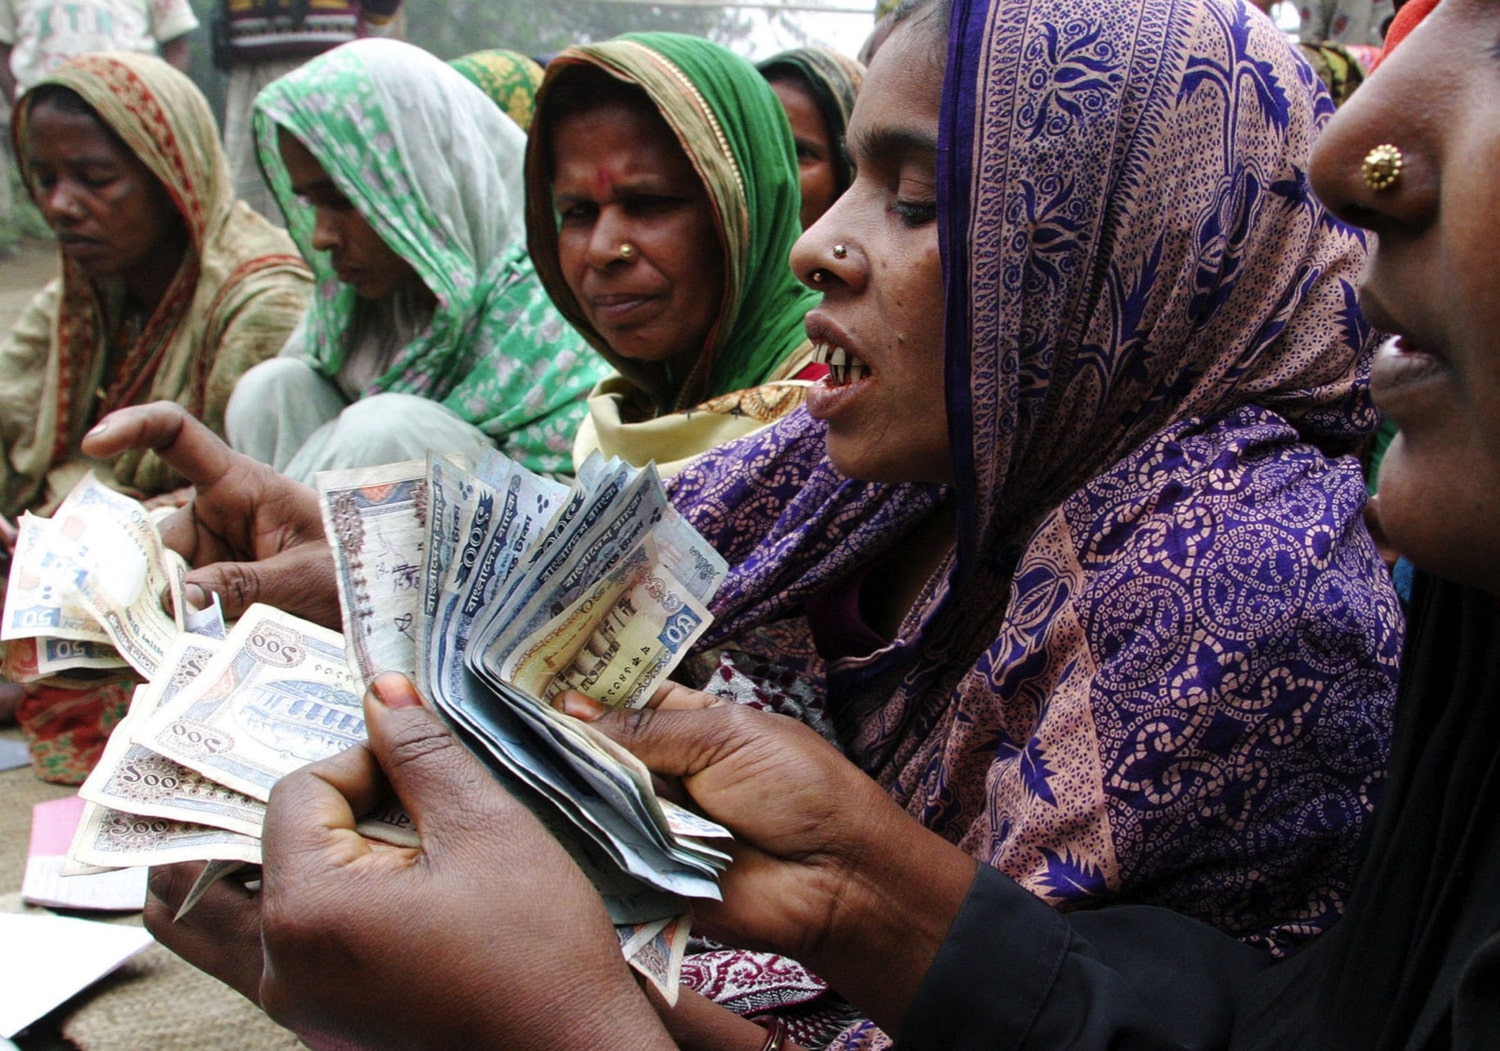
[0,911,153,1037]
[21,797,148,911]
[0,740,28,772]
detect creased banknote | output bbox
[318,460,429,685]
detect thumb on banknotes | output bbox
[359,672,492,840]
[181,562,266,621]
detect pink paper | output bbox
[28,794,88,856]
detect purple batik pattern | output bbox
[665,0,1404,1044]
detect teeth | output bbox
[815,341,870,387]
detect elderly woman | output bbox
[0,52,310,779]
[226,39,606,482]
[1,52,309,521]
[525,34,826,476]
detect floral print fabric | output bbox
[254,39,607,475]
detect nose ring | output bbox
[832,243,847,260]
[1361,144,1403,192]
[810,268,828,284]
[617,242,636,261]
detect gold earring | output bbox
[1361,144,1403,192]
[618,242,636,261]
[832,243,848,259]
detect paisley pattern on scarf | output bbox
[668,4,1401,1024]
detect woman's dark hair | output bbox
[21,83,134,160]
[23,83,101,122]
[889,0,954,64]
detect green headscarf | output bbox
[525,32,817,416]
[450,48,546,131]
[254,38,606,475]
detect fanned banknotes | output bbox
[5,458,735,1003]
[321,450,733,999]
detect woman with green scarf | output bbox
[226,38,607,481]
[524,33,823,476]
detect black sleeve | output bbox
[898,864,1275,1051]
[1455,933,1500,1049]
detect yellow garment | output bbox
[573,340,818,476]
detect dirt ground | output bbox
[0,237,58,329]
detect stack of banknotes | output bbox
[1,456,737,998]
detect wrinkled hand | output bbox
[563,688,978,1038]
[81,402,339,626]
[147,673,674,1051]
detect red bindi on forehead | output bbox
[592,167,617,197]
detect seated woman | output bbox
[449,48,546,131]
[524,34,825,476]
[0,51,310,777]
[107,0,1405,1044]
[226,38,606,482]
[757,47,864,229]
[1,52,310,519]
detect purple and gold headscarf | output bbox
[671,0,1402,965]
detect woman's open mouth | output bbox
[816,341,872,386]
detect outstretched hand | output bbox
[81,402,339,626]
[147,673,675,1051]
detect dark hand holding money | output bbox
[146,672,675,1050]
[81,403,341,628]
[563,688,979,1039]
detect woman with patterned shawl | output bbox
[645,0,1405,1042]
[0,51,310,782]
[756,47,864,229]
[449,48,545,131]
[524,34,824,476]
[1,53,309,519]
[226,38,606,482]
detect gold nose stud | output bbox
[1361,144,1403,192]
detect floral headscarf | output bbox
[450,48,545,131]
[255,39,605,474]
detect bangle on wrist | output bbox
[751,1015,789,1051]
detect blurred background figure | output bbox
[450,47,545,132]
[1299,0,1392,70]
[212,0,404,225]
[757,47,863,230]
